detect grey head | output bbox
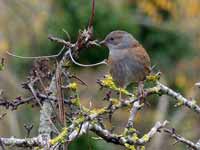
[100,30,139,50]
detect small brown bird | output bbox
[101,30,151,89]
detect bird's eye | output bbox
[110,37,114,41]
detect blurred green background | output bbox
[0,0,200,149]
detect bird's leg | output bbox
[119,89,122,101]
[118,85,125,101]
[138,81,144,104]
[137,81,150,107]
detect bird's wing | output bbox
[130,45,151,74]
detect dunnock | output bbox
[101,30,151,88]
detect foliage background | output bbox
[0,0,200,149]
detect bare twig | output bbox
[163,128,200,150]
[69,74,88,86]
[0,113,7,120]
[24,124,34,138]
[88,0,95,29]
[0,93,72,110]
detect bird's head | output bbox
[100,30,139,50]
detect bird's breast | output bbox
[108,49,149,87]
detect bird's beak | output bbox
[99,40,106,46]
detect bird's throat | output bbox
[109,49,127,61]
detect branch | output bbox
[38,0,97,145]
[0,93,72,110]
[156,81,200,114]
[91,121,168,146]
[126,100,142,129]
[88,0,95,29]
[4,120,199,150]
[163,128,200,150]
[0,136,43,148]
[48,36,73,47]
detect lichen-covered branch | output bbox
[126,101,141,129]
[79,121,168,146]
[156,81,200,113]
[163,128,200,150]
[37,1,99,147]
[0,136,43,148]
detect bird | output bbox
[100,30,151,92]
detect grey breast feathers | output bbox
[109,48,150,87]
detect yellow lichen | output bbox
[125,143,136,150]
[128,128,137,134]
[63,60,71,67]
[110,98,120,105]
[68,82,78,91]
[147,87,160,94]
[0,63,5,71]
[191,100,197,109]
[119,88,132,96]
[100,75,134,97]
[132,133,139,142]
[71,98,80,107]
[174,100,184,107]
[34,147,42,150]
[101,75,116,89]
[90,108,107,115]
[74,116,85,125]
[50,127,68,145]
[123,128,129,136]
[146,74,160,82]
[141,134,149,142]
[191,100,196,105]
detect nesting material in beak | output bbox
[99,40,106,46]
